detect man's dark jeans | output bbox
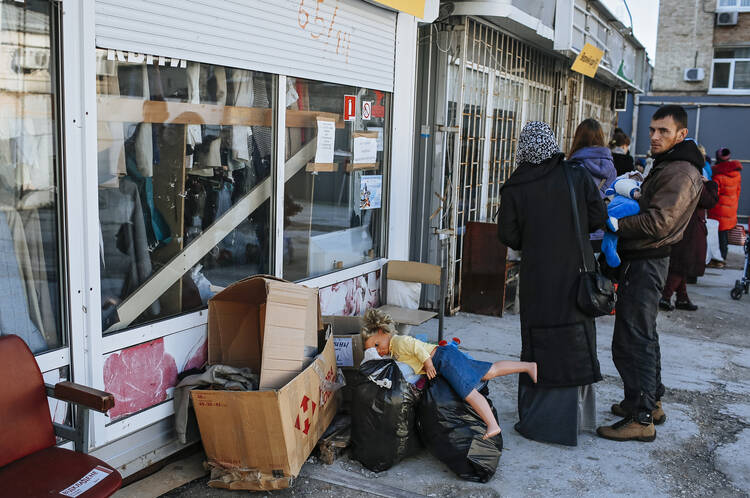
[612,257,669,421]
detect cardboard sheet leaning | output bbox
[191,276,340,491]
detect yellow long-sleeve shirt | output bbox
[389,335,436,375]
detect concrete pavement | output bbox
[151,246,749,497]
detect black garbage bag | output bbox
[417,377,502,482]
[351,359,421,472]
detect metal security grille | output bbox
[442,18,566,314]
[582,77,617,142]
[415,17,624,315]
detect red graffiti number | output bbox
[297,0,351,62]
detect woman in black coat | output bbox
[497,122,607,446]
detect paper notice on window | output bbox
[368,126,384,151]
[334,336,354,367]
[353,136,378,164]
[315,118,336,164]
[60,466,114,497]
[360,175,382,210]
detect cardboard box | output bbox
[192,277,339,490]
[192,338,339,490]
[323,315,365,371]
[207,276,322,390]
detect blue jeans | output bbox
[432,345,492,399]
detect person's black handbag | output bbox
[563,164,617,317]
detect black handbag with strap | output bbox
[563,164,617,317]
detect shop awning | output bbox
[370,0,425,18]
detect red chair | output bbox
[0,335,122,497]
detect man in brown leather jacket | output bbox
[597,105,703,442]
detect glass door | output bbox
[0,0,69,422]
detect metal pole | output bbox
[418,26,434,262]
[695,104,701,142]
[447,18,469,314]
[631,92,639,153]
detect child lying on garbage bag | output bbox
[361,309,537,439]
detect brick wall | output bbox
[652,0,714,95]
[714,12,750,46]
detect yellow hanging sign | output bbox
[371,0,425,18]
[571,43,605,78]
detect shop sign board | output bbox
[370,0,425,18]
[571,42,605,78]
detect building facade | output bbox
[639,0,750,217]
[410,0,651,314]
[0,0,437,477]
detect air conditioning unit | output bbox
[717,11,739,26]
[684,67,705,82]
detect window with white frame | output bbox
[711,47,750,92]
[717,0,750,11]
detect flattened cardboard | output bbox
[386,260,441,286]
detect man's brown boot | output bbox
[611,401,666,425]
[597,416,656,442]
[652,401,666,424]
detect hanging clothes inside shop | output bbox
[109,59,172,251]
[0,209,48,353]
[118,63,153,178]
[123,149,171,250]
[19,207,59,348]
[185,62,202,170]
[0,95,56,196]
[99,178,160,329]
[193,65,226,175]
[97,54,126,189]
[251,75,273,161]
[227,68,253,172]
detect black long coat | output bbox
[669,180,719,277]
[497,154,607,387]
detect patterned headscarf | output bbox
[515,121,561,166]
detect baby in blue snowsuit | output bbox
[602,175,642,268]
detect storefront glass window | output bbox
[0,0,64,354]
[96,49,274,332]
[283,79,388,281]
